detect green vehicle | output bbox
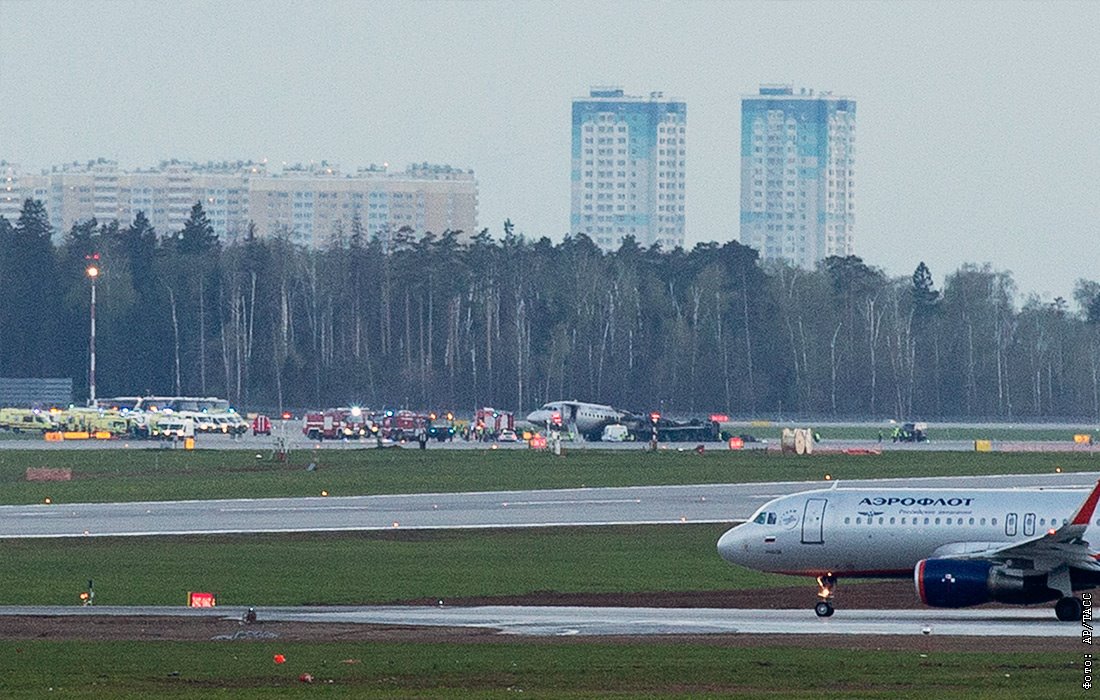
[0,408,58,433]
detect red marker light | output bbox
[274,654,286,664]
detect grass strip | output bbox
[0,640,1078,699]
[0,448,1096,505]
[0,525,794,606]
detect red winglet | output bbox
[1071,480,1100,526]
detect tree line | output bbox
[1,198,1099,420]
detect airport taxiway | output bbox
[0,604,1076,637]
[2,426,1096,454]
[2,473,1099,538]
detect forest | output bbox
[1,198,1098,420]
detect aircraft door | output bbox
[801,498,827,544]
[1023,513,1036,537]
[1005,512,1018,537]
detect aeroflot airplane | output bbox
[717,480,1100,621]
[526,401,632,440]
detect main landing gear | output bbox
[814,574,837,617]
[1055,596,1083,622]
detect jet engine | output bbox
[915,559,1059,608]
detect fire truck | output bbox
[302,407,370,440]
[251,414,272,436]
[472,407,514,441]
[378,409,430,441]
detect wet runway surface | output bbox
[0,604,1077,637]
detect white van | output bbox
[601,424,632,442]
[150,417,195,440]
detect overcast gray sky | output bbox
[2,0,1097,303]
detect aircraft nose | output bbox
[717,525,746,565]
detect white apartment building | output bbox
[740,85,856,268]
[0,159,478,246]
[249,163,479,248]
[571,87,686,252]
[0,162,50,224]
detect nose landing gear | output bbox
[814,574,837,617]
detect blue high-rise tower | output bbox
[740,85,856,267]
[571,87,686,252]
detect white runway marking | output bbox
[219,506,371,513]
[501,499,642,507]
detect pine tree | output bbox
[4,199,58,375]
[177,202,218,255]
[911,261,940,311]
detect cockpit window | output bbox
[767,512,777,525]
[753,512,767,524]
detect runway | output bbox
[0,604,1075,637]
[1,426,1096,454]
[2,473,1100,539]
[2,472,1098,538]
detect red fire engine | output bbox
[251,414,272,436]
[378,409,431,441]
[472,407,514,440]
[302,407,370,440]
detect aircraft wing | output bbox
[940,480,1100,572]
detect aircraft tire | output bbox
[814,601,834,618]
[1056,596,1083,622]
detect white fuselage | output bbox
[526,401,626,436]
[718,487,1093,577]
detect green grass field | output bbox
[0,640,1080,699]
[1,447,1095,696]
[0,525,795,606]
[1,447,1097,505]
